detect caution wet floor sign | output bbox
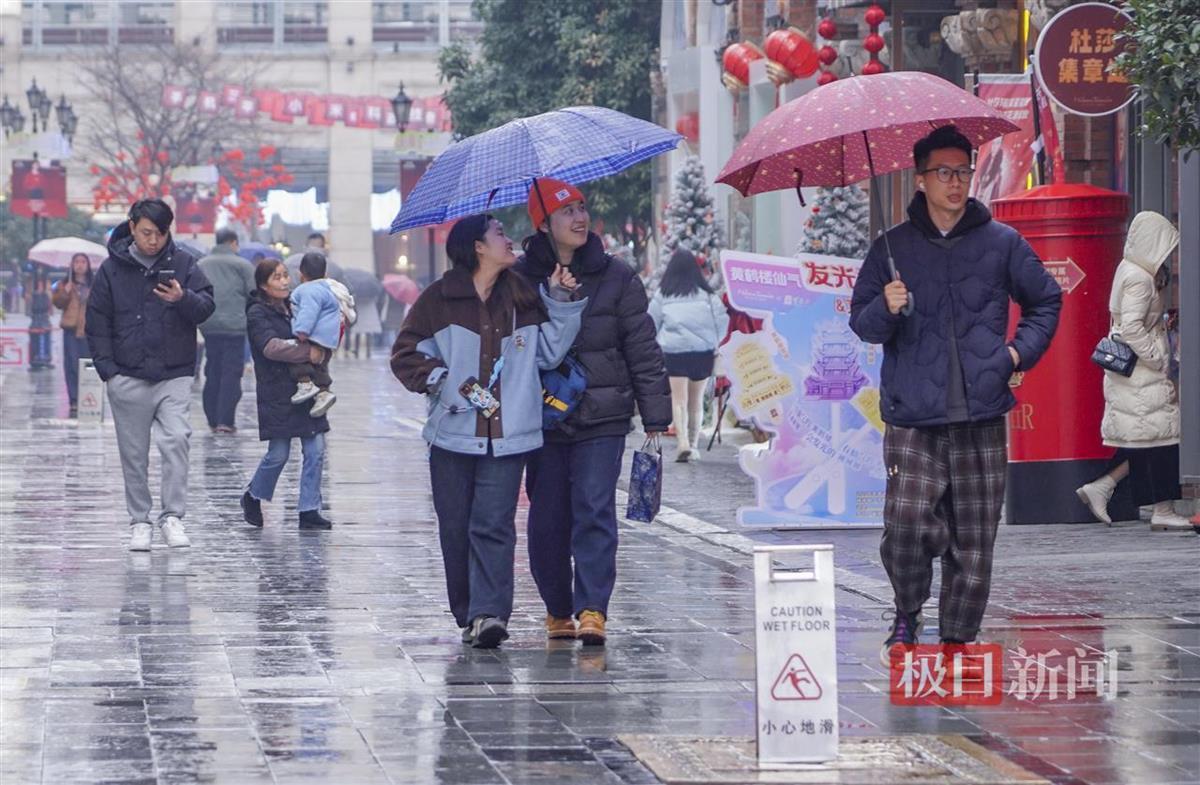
[753,545,838,764]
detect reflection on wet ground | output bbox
[1,358,1197,784]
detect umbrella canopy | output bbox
[717,71,1020,194]
[342,267,384,303]
[285,252,347,285]
[391,106,682,232]
[238,242,284,262]
[27,237,107,269]
[382,273,421,305]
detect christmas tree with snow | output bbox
[652,155,725,293]
[797,185,870,259]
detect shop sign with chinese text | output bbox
[1034,2,1134,117]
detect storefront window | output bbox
[116,2,173,45]
[282,1,327,44]
[22,1,112,47]
[216,1,327,46]
[372,1,440,48]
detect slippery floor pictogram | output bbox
[770,653,823,700]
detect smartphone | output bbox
[459,377,500,419]
[156,270,176,287]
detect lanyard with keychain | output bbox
[458,311,516,420]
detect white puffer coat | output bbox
[1100,211,1180,449]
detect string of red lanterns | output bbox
[861,4,888,76]
[764,27,819,86]
[816,17,838,86]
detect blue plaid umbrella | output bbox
[390,106,682,232]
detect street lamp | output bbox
[0,96,16,136]
[391,83,414,133]
[25,78,51,133]
[55,95,77,143]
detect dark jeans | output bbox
[429,445,526,628]
[525,435,626,619]
[62,331,91,405]
[202,333,246,429]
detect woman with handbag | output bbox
[391,214,585,648]
[515,179,672,646]
[649,249,730,462]
[1076,211,1190,531]
[51,253,94,416]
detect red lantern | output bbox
[817,71,838,86]
[817,45,838,66]
[864,33,886,54]
[674,112,700,144]
[864,4,886,27]
[818,18,838,40]
[722,41,765,90]
[862,59,887,76]
[258,144,277,161]
[764,27,819,84]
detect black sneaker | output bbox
[241,491,263,527]
[470,616,509,649]
[880,608,923,666]
[298,510,333,530]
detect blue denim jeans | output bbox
[429,445,526,628]
[525,436,626,619]
[248,434,325,513]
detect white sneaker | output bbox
[129,523,153,552]
[1075,482,1113,524]
[309,390,337,417]
[160,516,191,548]
[291,381,319,404]
[1150,510,1193,531]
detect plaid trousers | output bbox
[880,418,1007,642]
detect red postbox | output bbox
[992,184,1131,524]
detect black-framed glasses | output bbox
[920,166,975,184]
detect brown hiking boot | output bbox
[577,610,606,646]
[546,615,576,640]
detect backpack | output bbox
[541,352,588,430]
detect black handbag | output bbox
[1091,333,1137,377]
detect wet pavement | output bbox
[1,353,1198,784]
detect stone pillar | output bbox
[325,4,375,273]
[175,1,216,50]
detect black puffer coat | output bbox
[515,233,670,442]
[246,290,331,442]
[85,222,214,382]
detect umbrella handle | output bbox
[886,253,914,316]
[867,158,912,318]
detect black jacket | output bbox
[85,222,215,382]
[246,290,331,442]
[515,233,670,442]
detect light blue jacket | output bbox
[290,280,342,349]
[391,268,586,457]
[649,290,729,354]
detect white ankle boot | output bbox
[1075,476,1116,524]
[1150,502,1192,531]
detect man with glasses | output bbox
[849,125,1061,665]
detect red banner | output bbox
[1033,72,1066,185]
[221,84,243,107]
[11,160,68,219]
[175,188,218,234]
[972,75,1036,207]
[235,95,259,120]
[283,92,307,117]
[325,95,348,123]
[306,96,331,126]
[161,84,187,109]
[196,90,219,114]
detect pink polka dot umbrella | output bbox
[715,71,1019,315]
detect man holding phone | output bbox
[86,199,215,551]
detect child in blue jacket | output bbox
[289,252,354,417]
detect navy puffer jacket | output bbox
[246,290,331,442]
[849,194,1061,427]
[515,233,671,442]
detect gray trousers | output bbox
[106,375,193,525]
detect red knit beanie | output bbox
[527,178,585,230]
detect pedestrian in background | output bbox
[392,213,585,649]
[649,248,729,463]
[515,179,671,647]
[51,252,93,416]
[198,228,255,434]
[849,126,1061,664]
[242,259,333,531]
[86,198,215,551]
[1075,211,1190,531]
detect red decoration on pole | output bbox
[861,5,887,76]
[722,42,765,92]
[816,17,838,86]
[764,27,819,85]
[817,18,837,40]
[674,112,700,144]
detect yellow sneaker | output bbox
[577,610,606,647]
[546,615,576,640]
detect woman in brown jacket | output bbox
[51,253,93,416]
